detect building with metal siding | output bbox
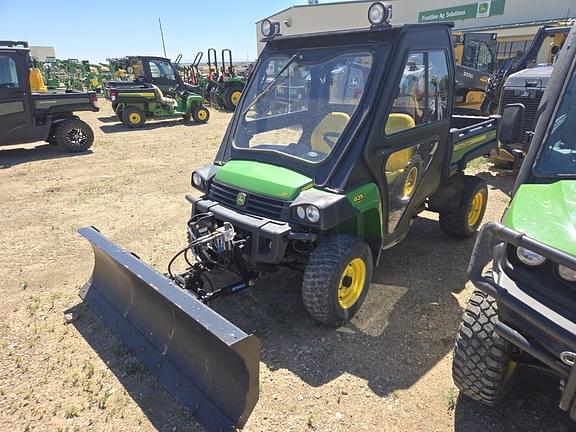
[256,0,575,56]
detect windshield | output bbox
[534,66,576,177]
[233,50,374,163]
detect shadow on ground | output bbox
[478,167,518,197]
[97,115,120,123]
[68,172,570,431]
[99,118,204,133]
[0,144,92,168]
[68,304,207,432]
[454,368,575,431]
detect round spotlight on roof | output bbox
[368,2,392,26]
[261,19,278,38]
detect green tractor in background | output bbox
[203,48,246,111]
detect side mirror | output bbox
[498,103,525,145]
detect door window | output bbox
[386,50,449,135]
[0,55,20,89]
[149,60,176,80]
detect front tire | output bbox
[439,176,488,238]
[452,290,517,405]
[53,118,94,152]
[302,235,373,326]
[192,106,210,123]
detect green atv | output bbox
[453,25,576,418]
[77,4,500,430]
[111,82,209,128]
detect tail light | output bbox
[110,89,117,102]
[90,93,98,106]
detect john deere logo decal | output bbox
[236,192,247,206]
[477,1,491,18]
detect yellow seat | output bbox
[311,112,350,153]
[384,113,416,184]
[29,68,47,93]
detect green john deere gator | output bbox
[453,24,576,418]
[77,3,500,429]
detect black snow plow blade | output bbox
[78,226,259,430]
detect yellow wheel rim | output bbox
[230,91,242,106]
[338,258,366,310]
[197,109,208,121]
[504,360,517,381]
[403,166,418,198]
[129,112,141,124]
[468,191,484,227]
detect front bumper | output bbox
[186,194,316,264]
[470,223,576,417]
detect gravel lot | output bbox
[0,102,573,431]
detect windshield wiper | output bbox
[241,53,302,118]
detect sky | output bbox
[0,0,353,64]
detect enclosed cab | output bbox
[0,40,98,152]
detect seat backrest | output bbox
[384,112,415,135]
[150,84,175,106]
[310,112,351,154]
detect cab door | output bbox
[0,51,32,144]
[367,38,453,246]
[145,58,178,94]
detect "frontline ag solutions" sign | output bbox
[419,0,505,23]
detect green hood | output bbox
[503,181,576,257]
[214,160,313,200]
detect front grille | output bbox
[502,89,544,144]
[208,181,289,220]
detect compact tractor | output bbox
[203,48,246,111]
[453,24,576,420]
[0,41,98,152]
[77,3,500,429]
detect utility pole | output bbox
[158,18,167,57]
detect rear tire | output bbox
[53,118,94,152]
[223,84,244,111]
[192,106,210,123]
[122,107,146,128]
[452,290,516,405]
[302,235,373,327]
[439,176,488,239]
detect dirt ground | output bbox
[0,102,574,432]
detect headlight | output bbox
[191,172,204,190]
[296,206,306,220]
[305,205,320,223]
[516,246,546,267]
[295,205,320,223]
[368,2,391,26]
[559,265,576,282]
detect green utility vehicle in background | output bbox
[102,55,209,127]
[76,3,499,430]
[453,25,576,418]
[110,82,209,128]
